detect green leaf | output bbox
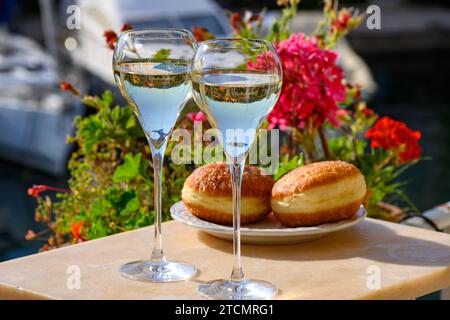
[101,90,114,108]
[152,49,171,62]
[82,96,99,108]
[110,106,121,122]
[272,22,280,34]
[122,194,140,216]
[235,62,249,71]
[79,115,104,149]
[90,198,111,219]
[125,115,136,129]
[113,153,142,182]
[90,220,108,238]
[136,209,153,227]
[274,154,304,180]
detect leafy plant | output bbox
[27,86,193,250]
[274,154,304,181]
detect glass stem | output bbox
[229,161,245,282]
[150,141,168,263]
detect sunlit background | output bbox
[0,0,449,273]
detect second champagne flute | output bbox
[113,28,198,282]
[191,39,282,299]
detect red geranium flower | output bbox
[120,23,133,32]
[71,221,86,242]
[28,185,48,197]
[365,116,422,163]
[103,30,118,50]
[248,14,261,23]
[103,24,133,50]
[59,81,80,96]
[192,26,215,42]
[229,12,242,33]
[333,12,351,32]
[27,185,70,198]
[362,106,375,117]
[25,230,37,241]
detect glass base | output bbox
[198,279,277,300]
[120,260,197,282]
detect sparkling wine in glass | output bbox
[113,29,198,282]
[191,39,282,299]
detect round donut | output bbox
[271,161,366,227]
[182,163,274,225]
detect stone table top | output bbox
[0,218,449,299]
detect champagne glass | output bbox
[191,39,282,299]
[113,29,198,282]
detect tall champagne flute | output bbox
[191,39,282,299]
[113,29,198,282]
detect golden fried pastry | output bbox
[271,161,366,227]
[182,163,274,225]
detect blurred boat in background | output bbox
[0,10,83,176]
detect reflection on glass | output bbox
[113,29,198,282]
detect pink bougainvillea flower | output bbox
[247,51,278,73]
[186,111,207,123]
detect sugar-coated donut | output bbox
[271,161,366,227]
[182,163,274,225]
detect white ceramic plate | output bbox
[170,201,367,245]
